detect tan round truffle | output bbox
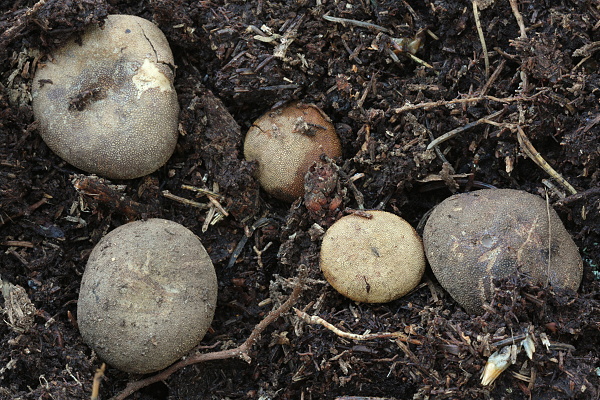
[77,219,218,374]
[32,15,179,179]
[423,189,583,315]
[320,210,426,303]
[243,102,342,202]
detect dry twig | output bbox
[74,176,149,219]
[274,14,304,59]
[427,109,505,150]
[481,59,506,96]
[405,50,435,71]
[182,184,229,216]
[294,308,422,345]
[162,190,210,210]
[545,191,552,287]
[555,187,600,206]
[472,1,490,78]
[425,107,577,196]
[322,14,391,34]
[90,363,105,400]
[509,0,528,39]
[393,92,544,113]
[516,126,577,195]
[0,0,47,53]
[0,196,48,227]
[112,269,306,400]
[181,184,224,199]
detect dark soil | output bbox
[1,0,599,399]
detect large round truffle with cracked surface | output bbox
[423,189,583,314]
[77,218,217,374]
[320,210,426,303]
[32,15,179,179]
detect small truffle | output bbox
[32,15,179,179]
[243,102,342,202]
[320,210,426,303]
[423,189,583,314]
[77,219,218,374]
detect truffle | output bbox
[77,219,218,374]
[320,210,426,303]
[32,15,179,179]
[423,189,583,314]
[244,102,342,201]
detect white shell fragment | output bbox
[521,333,536,360]
[481,345,516,386]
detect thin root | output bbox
[91,363,106,400]
[516,126,577,195]
[472,0,490,78]
[294,308,422,345]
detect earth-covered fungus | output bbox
[77,219,218,374]
[423,188,583,315]
[243,102,342,202]
[320,210,426,303]
[32,15,179,179]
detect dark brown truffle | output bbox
[423,189,583,314]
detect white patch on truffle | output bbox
[132,58,173,99]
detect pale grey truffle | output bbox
[32,15,179,179]
[77,219,218,374]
